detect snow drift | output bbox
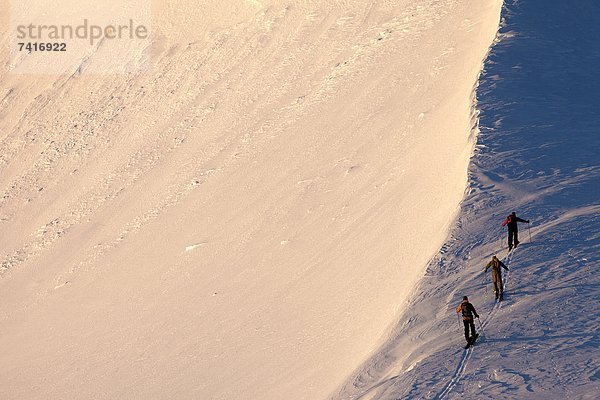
[334,1,600,398]
[1,1,502,399]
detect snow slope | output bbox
[334,1,600,399]
[0,1,503,399]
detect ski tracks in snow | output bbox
[434,340,473,400]
[434,249,515,400]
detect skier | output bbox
[485,255,509,301]
[455,295,479,348]
[502,211,530,250]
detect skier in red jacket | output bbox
[502,211,530,250]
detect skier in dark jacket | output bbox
[456,296,479,347]
[502,211,530,250]
[485,255,510,300]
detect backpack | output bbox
[461,302,473,319]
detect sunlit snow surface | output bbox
[335,1,600,398]
[0,1,502,399]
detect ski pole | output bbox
[477,317,484,335]
[528,222,532,243]
[484,274,488,296]
[457,313,461,328]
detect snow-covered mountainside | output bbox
[334,1,599,399]
[0,1,503,400]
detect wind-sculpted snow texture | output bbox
[0,1,502,400]
[335,1,599,399]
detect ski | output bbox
[464,333,479,349]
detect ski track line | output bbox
[434,249,515,400]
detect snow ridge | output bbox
[0,1,506,399]
[334,0,599,398]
